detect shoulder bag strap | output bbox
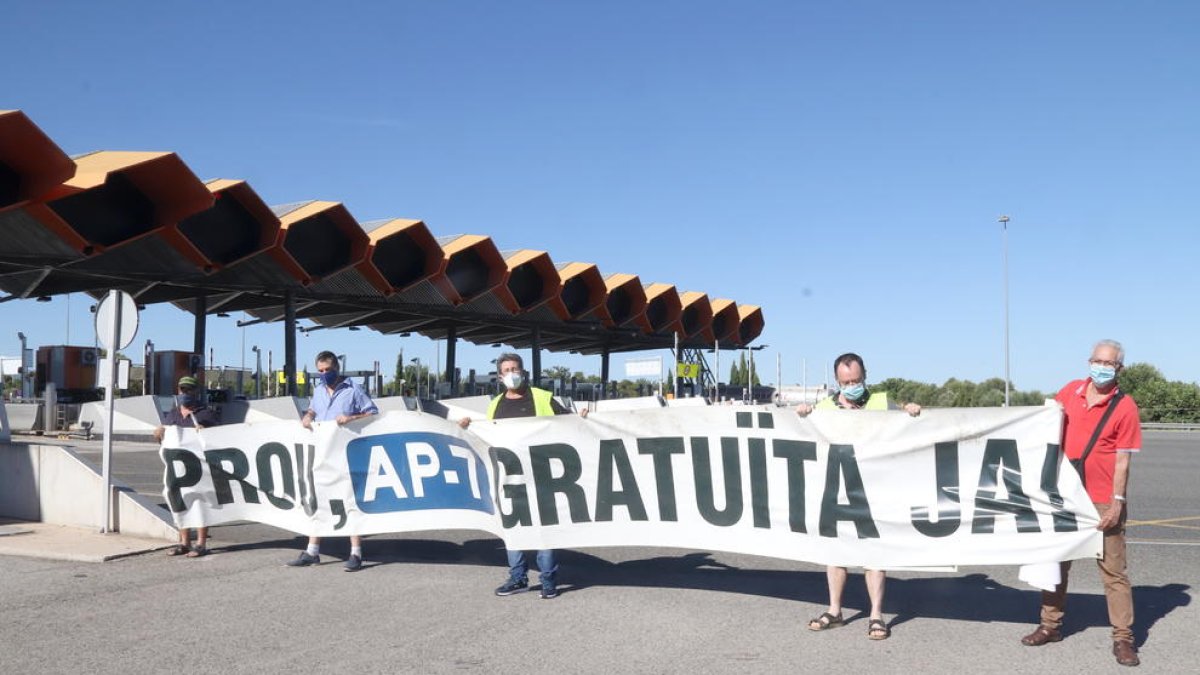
[1077,390,1126,469]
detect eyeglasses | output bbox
[1089,359,1121,368]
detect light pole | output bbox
[998,215,1011,407]
[411,357,422,399]
[251,345,262,399]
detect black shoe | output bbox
[343,554,363,572]
[539,584,559,600]
[286,551,320,567]
[495,578,529,596]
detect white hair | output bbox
[1093,339,1125,364]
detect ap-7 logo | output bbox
[347,432,493,514]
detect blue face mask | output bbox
[840,383,867,402]
[321,369,340,387]
[177,393,199,409]
[1090,365,1117,386]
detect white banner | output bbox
[161,405,1101,567]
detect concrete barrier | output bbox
[4,402,40,433]
[241,397,309,423]
[374,395,422,413]
[428,395,489,421]
[78,395,166,437]
[0,441,176,540]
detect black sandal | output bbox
[867,618,891,640]
[166,544,190,557]
[807,612,844,631]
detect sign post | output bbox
[94,290,139,533]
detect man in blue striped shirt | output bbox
[287,350,379,572]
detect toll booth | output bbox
[35,345,101,402]
[153,350,203,394]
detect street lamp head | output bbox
[998,215,1010,225]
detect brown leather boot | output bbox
[1020,625,1062,646]
[1113,640,1139,667]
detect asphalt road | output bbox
[2,431,1196,674]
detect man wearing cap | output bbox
[287,350,379,572]
[156,375,221,558]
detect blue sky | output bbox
[3,1,1197,393]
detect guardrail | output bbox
[1142,422,1200,431]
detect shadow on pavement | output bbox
[199,531,1193,647]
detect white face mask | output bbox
[501,372,524,390]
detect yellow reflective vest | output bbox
[815,391,890,410]
[487,387,556,419]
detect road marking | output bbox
[1129,522,1200,532]
[1128,540,1200,546]
[1127,515,1200,526]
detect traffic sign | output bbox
[94,290,139,351]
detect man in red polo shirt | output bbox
[1021,339,1142,667]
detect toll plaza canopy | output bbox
[0,110,765,361]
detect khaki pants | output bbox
[1039,502,1134,641]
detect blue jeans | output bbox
[507,548,557,586]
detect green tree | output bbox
[389,351,405,395]
[728,352,760,386]
[1131,377,1200,422]
[615,379,640,398]
[1116,362,1165,403]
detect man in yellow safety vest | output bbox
[795,352,920,640]
[458,352,587,599]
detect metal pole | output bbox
[193,294,207,387]
[672,332,680,398]
[713,341,720,401]
[284,291,297,397]
[749,348,755,403]
[999,215,1011,407]
[17,332,32,400]
[100,290,121,533]
[268,350,274,397]
[600,347,610,400]
[446,326,458,397]
[530,326,541,389]
[143,339,154,396]
[776,353,782,405]
[252,346,262,399]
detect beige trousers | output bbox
[1039,502,1134,642]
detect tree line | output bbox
[875,362,1200,423]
